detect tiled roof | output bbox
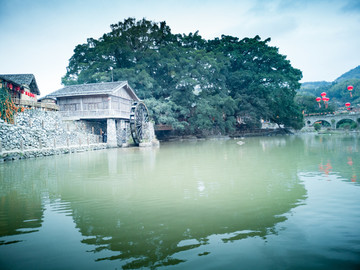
[48,81,139,101]
[0,74,40,95]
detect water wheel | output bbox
[130,101,149,145]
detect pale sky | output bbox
[1,0,360,97]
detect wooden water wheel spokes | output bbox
[130,101,149,145]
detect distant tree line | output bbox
[62,18,304,135]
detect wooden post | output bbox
[92,126,94,134]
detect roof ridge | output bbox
[63,81,126,87]
[0,73,34,76]
[48,81,130,98]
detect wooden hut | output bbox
[48,81,140,147]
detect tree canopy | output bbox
[62,18,304,134]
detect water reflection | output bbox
[0,134,359,269]
[64,144,306,269]
[0,192,43,245]
[301,134,360,184]
[0,160,44,245]
[319,161,332,175]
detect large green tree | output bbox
[62,18,304,134]
[208,35,303,129]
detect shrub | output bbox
[314,122,321,131]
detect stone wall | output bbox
[0,109,106,162]
[116,120,130,146]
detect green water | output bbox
[0,134,359,270]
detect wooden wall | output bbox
[57,86,134,115]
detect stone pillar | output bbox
[331,118,337,130]
[116,120,127,147]
[106,118,117,148]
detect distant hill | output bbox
[335,65,360,82]
[300,65,360,91]
[301,81,332,90]
[299,81,332,97]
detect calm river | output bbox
[0,134,360,269]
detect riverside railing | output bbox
[13,98,59,111]
[59,109,130,120]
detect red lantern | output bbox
[321,92,326,97]
[347,85,353,97]
[345,102,351,110]
[316,97,321,108]
[324,97,330,108]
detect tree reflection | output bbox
[52,141,307,269]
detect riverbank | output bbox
[0,143,107,162]
[157,128,294,142]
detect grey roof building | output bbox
[0,74,40,95]
[0,73,58,110]
[48,81,141,147]
[48,81,140,121]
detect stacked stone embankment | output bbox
[0,109,106,162]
